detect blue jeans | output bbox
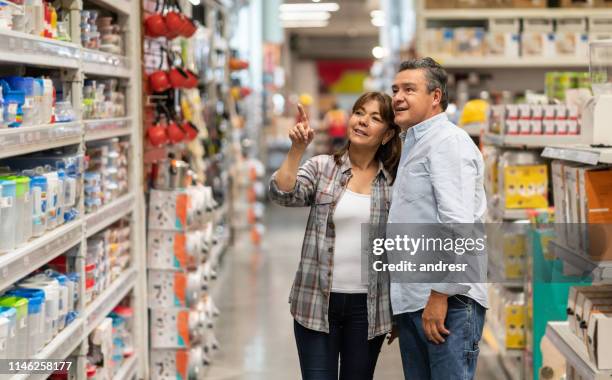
[294,293,386,380]
[397,295,486,380]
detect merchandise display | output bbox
[84,138,129,213]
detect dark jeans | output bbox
[397,295,486,380]
[294,293,386,380]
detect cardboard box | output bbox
[580,301,612,344]
[521,32,556,57]
[582,168,612,261]
[568,285,612,334]
[576,295,612,339]
[586,313,612,369]
[486,32,520,57]
[513,0,546,6]
[456,0,491,7]
[555,32,589,57]
[564,165,583,251]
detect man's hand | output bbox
[387,325,399,345]
[422,290,450,344]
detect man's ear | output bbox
[432,88,442,108]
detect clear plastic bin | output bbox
[6,289,45,356]
[0,307,16,358]
[0,296,29,358]
[0,179,17,252]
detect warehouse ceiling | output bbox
[283,0,381,60]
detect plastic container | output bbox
[0,307,17,358]
[41,78,53,124]
[4,176,31,245]
[0,179,17,252]
[44,271,69,329]
[44,171,58,229]
[6,289,45,355]
[33,78,43,125]
[0,316,8,359]
[19,280,59,342]
[56,170,65,226]
[3,77,35,127]
[67,272,80,311]
[0,297,29,358]
[30,176,47,237]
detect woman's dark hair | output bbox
[333,92,402,182]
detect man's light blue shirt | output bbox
[388,112,488,314]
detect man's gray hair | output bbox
[398,57,449,111]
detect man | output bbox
[387,58,487,379]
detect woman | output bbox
[269,92,402,380]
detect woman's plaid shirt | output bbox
[269,152,393,340]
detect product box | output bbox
[581,168,612,261]
[150,349,189,380]
[89,318,114,380]
[505,304,526,349]
[579,299,612,343]
[148,270,201,309]
[486,32,520,57]
[504,164,548,209]
[150,309,191,349]
[555,32,589,57]
[586,313,612,370]
[567,285,612,334]
[148,189,189,231]
[456,0,491,7]
[590,16,612,33]
[147,230,204,271]
[564,165,584,251]
[454,28,486,56]
[575,294,612,338]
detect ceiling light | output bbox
[282,20,329,28]
[279,11,331,21]
[187,0,200,5]
[371,17,385,27]
[372,46,385,59]
[370,10,384,18]
[279,2,339,12]
[312,0,321,2]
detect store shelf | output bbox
[85,193,135,238]
[84,267,137,335]
[429,56,587,69]
[0,122,83,159]
[0,220,83,292]
[542,144,612,165]
[84,117,133,141]
[86,0,132,15]
[0,29,81,69]
[483,133,586,149]
[483,317,524,359]
[114,355,138,380]
[549,240,612,281]
[546,321,612,380]
[422,8,610,19]
[82,49,131,78]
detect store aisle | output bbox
[207,203,508,380]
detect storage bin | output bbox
[0,296,28,358]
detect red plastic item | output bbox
[149,70,171,92]
[147,122,169,146]
[167,121,186,143]
[183,121,198,141]
[168,67,189,88]
[145,13,168,37]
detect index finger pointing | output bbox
[297,103,308,123]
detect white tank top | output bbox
[331,189,371,293]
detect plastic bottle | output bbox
[30,175,47,237]
[41,78,53,124]
[43,172,58,230]
[6,289,45,355]
[0,307,16,358]
[66,273,79,311]
[44,270,69,329]
[0,316,8,359]
[0,297,29,358]
[33,78,43,125]
[3,176,31,245]
[19,279,60,341]
[56,170,65,226]
[0,179,17,252]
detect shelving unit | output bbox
[549,240,612,281]
[546,322,612,380]
[0,0,145,374]
[483,133,588,150]
[542,144,612,165]
[422,8,612,19]
[433,57,588,69]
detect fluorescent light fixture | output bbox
[279,11,331,21]
[279,2,339,12]
[371,17,385,27]
[372,46,385,59]
[370,10,384,18]
[282,20,329,28]
[312,0,321,2]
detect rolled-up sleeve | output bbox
[268,155,321,207]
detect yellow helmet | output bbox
[459,99,489,126]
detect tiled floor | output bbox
[206,203,508,380]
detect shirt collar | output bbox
[401,112,448,143]
[339,151,393,186]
